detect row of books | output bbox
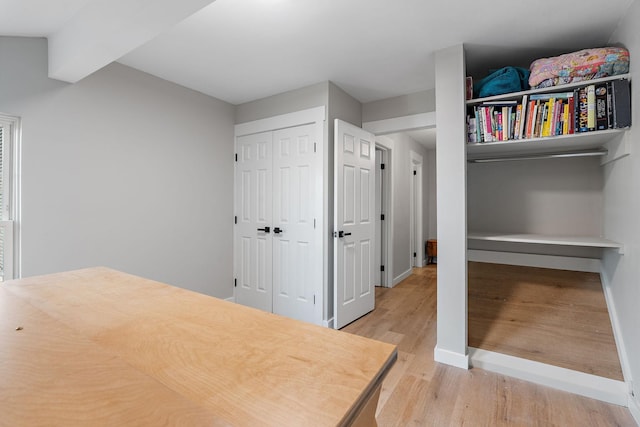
[467,78,631,144]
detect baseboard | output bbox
[224,296,235,303]
[467,249,600,273]
[433,345,469,369]
[392,268,413,287]
[323,317,335,329]
[469,348,627,406]
[600,268,632,385]
[629,394,640,426]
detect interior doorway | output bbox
[375,146,390,287]
[409,150,424,268]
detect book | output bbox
[577,87,589,132]
[567,95,575,134]
[562,103,570,135]
[587,84,596,131]
[595,83,609,131]
[610,79,632,128]
[518,94,528,139]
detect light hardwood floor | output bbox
[468,261,624,380]
[342,265,635,427]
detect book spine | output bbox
[568,95,575,134]
[587,84,596,131]
[483,106,492,142]
[514,104,522,140]
[606,82,613,130]
[562,102,569,135]
[518,95,528,140]
[578,87,589,132]
[475,108,482,142]
[595,83,609,131]
[611,79,632,128]
[534,102,544,138]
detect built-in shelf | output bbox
[466,73,631,105]
[467,128,626,160]
[468,231,623,252]
[466,73,631,161]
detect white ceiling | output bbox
[0,0,635,106]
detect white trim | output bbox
[235,106,326,137]
[467,250,601,273]
[0,113,21,279]
[434,345,469,369]
[375,137,394,288]
[362,112,436,135]
[629,395,640,426]
[469,348,627,406]
[224,296,236,303]
[392,267,413,287]
[409,150,423,268]
[600,267,633,392]
[323,317,335,329]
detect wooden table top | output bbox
[0,267,396,426]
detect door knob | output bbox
[338,230,352,238]
[257,226,270,233]
[273,227,283,234]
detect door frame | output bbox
[375,141,393,288]
[363,112,435,285]
[234,106,326,326]
[410,150,424,268]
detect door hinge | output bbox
[234,215,237,224]
[381,214,385,221]
[380,265,385,272]
[313,218,316,229]
[413,252,417,257]
[235,153,238,162]
[381,163,385,170]
[413,170,417,175]
[234,278,237,288]
[313,295,316,305]
[314,142,317,153]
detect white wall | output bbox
[380,132,430,282]
[468,157,604,235]
[434,44,468,369]
[604,1,640,416]
[0,36,236,298]
[362,89,436,122]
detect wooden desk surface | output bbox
[0,267,396,426]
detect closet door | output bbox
[235,131,273,312]
[272,124,317,323]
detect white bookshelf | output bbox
[467,128,624,160]
[468,231,623,252]
[466,74,631,160]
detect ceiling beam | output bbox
[48,0,216,83]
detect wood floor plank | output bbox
[468,262,624,380]
[343,265,635,426]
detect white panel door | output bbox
[272,124,317,323]
[234,131,273,312]
[334,119,376,329]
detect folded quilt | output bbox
[529,47,629,89]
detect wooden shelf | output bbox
[467,129,626,160]
[468,231,623,251]
[466,74,631,105]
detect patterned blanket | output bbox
[529,47,629,89]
